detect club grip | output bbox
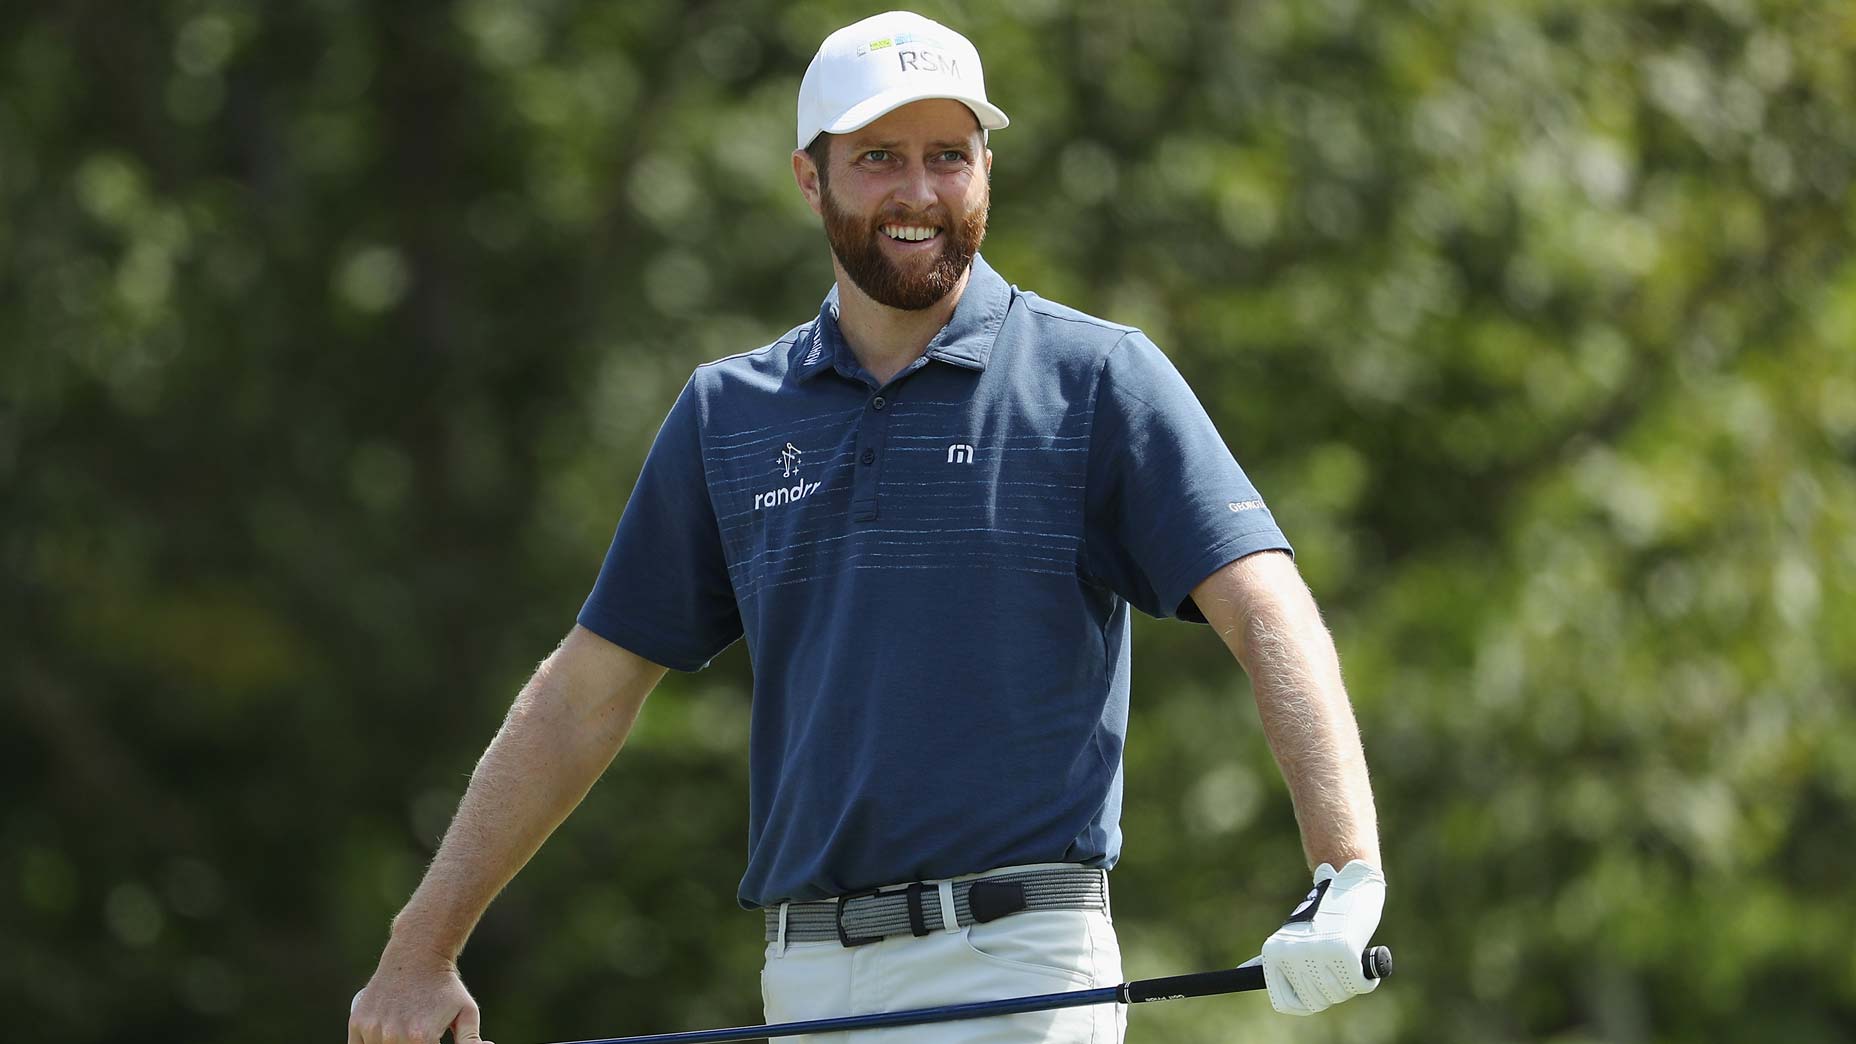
[1123,946,1392,1005]
[1125,966,1263,1003]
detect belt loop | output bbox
[905,882,929,937]
[776,901,789,956]
[937,880,959,932]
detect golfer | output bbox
[350,11,1384,1044]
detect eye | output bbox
[939,150,967,163]
[862,149,891,163]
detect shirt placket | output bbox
[844,355,932,523]
[851,385,894,522]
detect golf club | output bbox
[547,945,1392,1044]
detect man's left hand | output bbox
[1260,859,1386,1016]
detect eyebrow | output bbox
[850,139,976,152]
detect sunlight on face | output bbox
[812,99,992,310]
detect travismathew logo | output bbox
[756,442,820,511]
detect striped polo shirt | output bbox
[578,255,1290,908]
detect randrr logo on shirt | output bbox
[758,442,821,510]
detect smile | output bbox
[880,224,941,242]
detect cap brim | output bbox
[820,85,1010,141]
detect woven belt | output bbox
[763,866,1108,946]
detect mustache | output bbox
[863,209,953,228]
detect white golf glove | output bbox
[1260,859,1386,1016]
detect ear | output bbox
[793,149,825,217]
[983,146,993,178]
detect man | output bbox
[348,11,1384,1044]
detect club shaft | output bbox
[552,946,1389,1044]
[553,986,1121,1044]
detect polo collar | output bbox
[793,254,1011,382]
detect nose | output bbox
[893,159,936,211]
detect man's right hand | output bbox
[345,628,663,1043]
[347,946,488,1044]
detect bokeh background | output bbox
[5,0,1855,1041]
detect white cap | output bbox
[797,11,1009,151]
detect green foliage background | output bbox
[4,0,1854,1041]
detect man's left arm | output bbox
[1191,548,1386,1016]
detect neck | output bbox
[830,259,972,386]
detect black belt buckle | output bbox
[967,879,1028,924]
[835,887,887,947]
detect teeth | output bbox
[882,225,940,242]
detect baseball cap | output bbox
[797,11,1009,151]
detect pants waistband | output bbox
[764,864,1108,947]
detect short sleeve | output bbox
[1082,331,1293,621]
[577,378,743,670]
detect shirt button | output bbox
[872,396,886,411]
[861,449,875,465]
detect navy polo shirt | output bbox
[579,255,1290,908]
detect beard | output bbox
[821,181,988,311]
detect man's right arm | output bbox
[348,624,668,1044]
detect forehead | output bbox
[844,98,984,148]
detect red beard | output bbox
[821,184,988,311]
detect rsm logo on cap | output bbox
[894,46,961,76]
[858,34,963,77]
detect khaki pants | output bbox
[761,866,1126,1043]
